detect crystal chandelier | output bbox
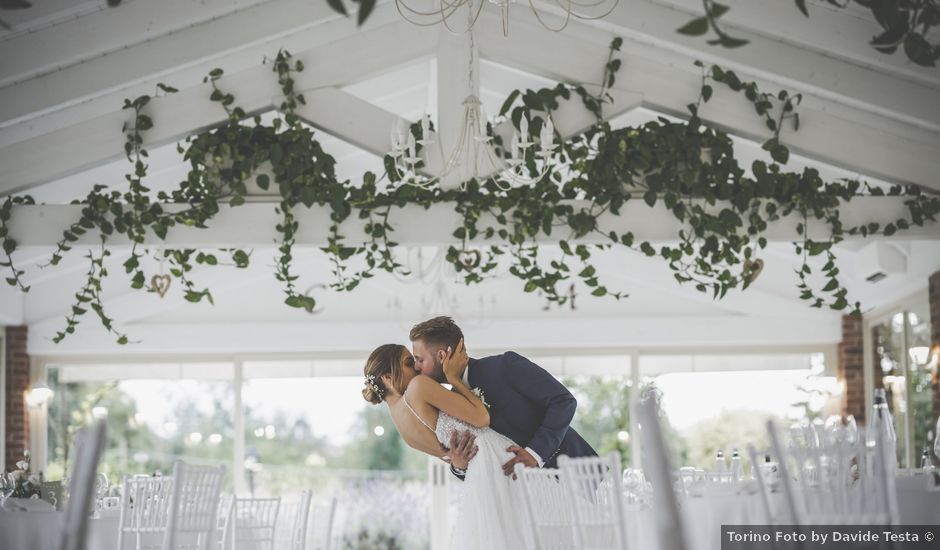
[395,0,620,37]
[388,30,557,189]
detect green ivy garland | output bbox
[1,40,938,345]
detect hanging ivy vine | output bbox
[1,39,938,344]
[680,0,940,67]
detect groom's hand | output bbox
[448,431,478,471]
[502,446,538,478]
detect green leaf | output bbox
[499,90,521,117]
[326,0,348,15]
[701,85,713,103]
[770,144,790,164]
[794,0,808,17]
[903,33,936,67]
[591,287,607,297]
[357,0,376,26]
[676,17,709,36]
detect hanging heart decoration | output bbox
[743,258,764,283]
[150,274,171,298]
[457,249,481,270]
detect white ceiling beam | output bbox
[26,263,272,328]
[601,248,828,318]
[0,0,337,126]
[0,282,25,325]
[477,14,940,190]
[646,0,939,90]
[538,1,940,132]
[0,21,436,196]
[0,3,407,148]
[0,0,273,88]
[295,87,405,159]
[25,316,841,356]
[7,197,937,248]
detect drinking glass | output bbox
[845,415,858,444]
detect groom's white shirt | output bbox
[463,366,544,467]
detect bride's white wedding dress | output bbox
[404,399,530,550]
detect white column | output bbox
[863,318,875,426]
[233,359,247,494]
[630,351,642,470]
[428,456,449,550]
[902,312,914,469]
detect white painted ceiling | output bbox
[1,0,938,358]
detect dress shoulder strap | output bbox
[403,397,436,434]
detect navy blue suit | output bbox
[451,351,597,480]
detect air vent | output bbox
[866,272,887,283]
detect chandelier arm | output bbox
[553,0,620,20]
[394,0,467,27]
[526,0,573,32]
[440,0,486,35]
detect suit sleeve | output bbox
[503,352,577,462]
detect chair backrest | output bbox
[558,452,626,550]
[231,496,280,550]
[164,461,226,550]
[516,463,578,550]
[308,497,336,550]
[287,490,312,550]
[746,445,776,524]
[217,494,234,550]
[59,420,107,550]
[636,398,688,550]
[766,419,900,525]
[117,475,176,550]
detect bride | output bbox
[361,339,529,550]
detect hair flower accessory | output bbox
[365,374,385,398]
[471,387,490,409]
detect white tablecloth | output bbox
[625,478,940,550]
[0,510,119,550]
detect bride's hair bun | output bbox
[362,344,405,404]
[362,384,383,405]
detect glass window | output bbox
[46,368,235,489]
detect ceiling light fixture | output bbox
[395,0,620,37]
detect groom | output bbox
[410,316,597,480]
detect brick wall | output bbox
[930,271,940,432]
[840,314,867,423]
[4,326,29,468]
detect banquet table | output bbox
[0,509,120,550]
[624,475,940,550]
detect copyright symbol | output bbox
[926,532,935,542]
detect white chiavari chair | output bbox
[767,419,899,525]
[515,463,578,550]
[230,496,280,550]
[558,452,627,550]
[308,497,336,550]
[637,397,689,550]
[118,475,176,550]
[164,461,225,550]
[216,494,234,550]
[59,420,107,550]
[746,444,777,524]
[286,490,312,550]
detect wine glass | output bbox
[845,415,858,444]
